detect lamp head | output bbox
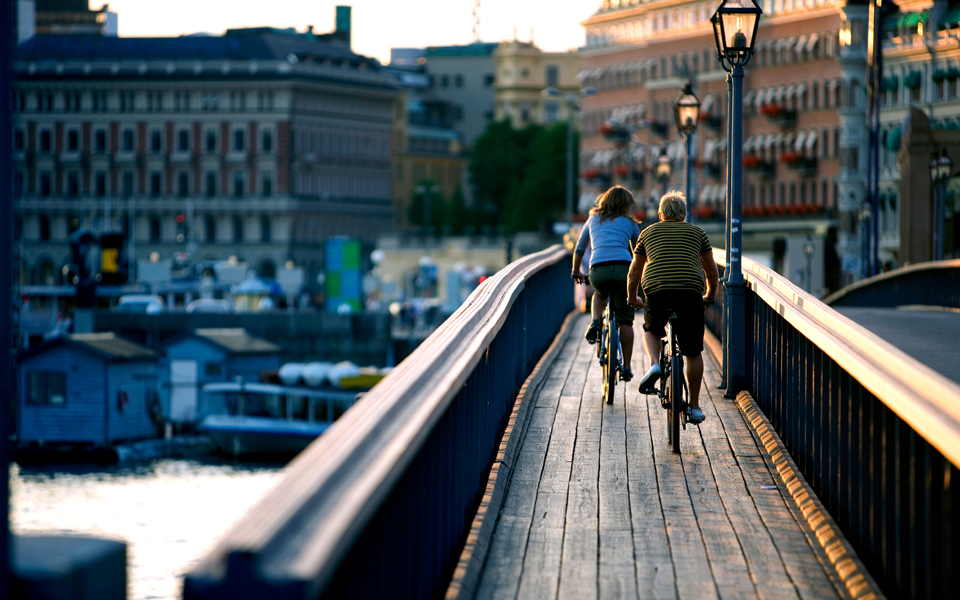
[713,0,763,65]
[937,148,953,182]
[674,80,701,136]
[656,151,672,182]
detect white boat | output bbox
[199,381,359,457]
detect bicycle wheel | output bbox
[600,316,610,402]
[669,351,683,453]
[605,313,617,405]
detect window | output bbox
[26,372,66,405]
[178,130,189,152]
[66,172,79,197]
[521,68,529,78]
[233,171,245,197]
[67,129,79,151]
[178,172,189,198]
[95,172,107,197]
[206,130,217,152]
[14,128,23,152]
[233,215,244,242]
[521,102,531,122]
[204,362,223,377]
[441,75,449,88]
[455,74,464,88]
[262,130,273,152]
[39,130,52,152]
[544,101,559,123]
[13,171,23,197]
[150,172,162,197]
[205,215,217,241]
[546,65,559,87]
[149,216,161,241]
[260,215,271,242]
[262,172,273,197]
[95,129,107,152]
[122,171,134,197]
[205,172,217,197]
[122,129,134,152]
[483,74,495,87]
[150,130,162,152]
[39,215,51,240]
[233,129,245,151]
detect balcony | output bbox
[742,156,775,178]
[780,152,817,176]
[760,104,796,128]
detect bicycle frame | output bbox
[600,304,622,405]
[659,313,688,453]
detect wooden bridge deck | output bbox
[473,314,845,600]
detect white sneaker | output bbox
[687,407,705,424]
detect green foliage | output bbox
[469,119,577,232]
[407,180,444,230]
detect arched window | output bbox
[233,215,244,243]
[258,260,276,280]
[205,215,217,242]
[260,215,272,242]
[39,215,50,241]
[149,216,161,242]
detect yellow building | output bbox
[494,41,581,126]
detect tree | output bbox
[469,119,576,232]
[407,180,445,231]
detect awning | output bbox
[703,139,717,162]
[886,125,902,152]
[631,145,646,160]
[829,78,842,90]
[718,137,728,151]
[795,35,808,54]
[787,83,797,100]
[650,144,662,157]
[783,132,796,148]
[778,85,788,103]
[806,33,820,52]
[744,89,757,107]
[699,184,713,203]
[701,94,714,114]
[794,130,807,152]
[755,88,767,108]
[796,82,807,98]
[743,135,755,153]
[577,69,590,82]
[764,133,778,150]
[638,103,647,117]
[805,128,818,151]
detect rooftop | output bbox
[193,328,282,355]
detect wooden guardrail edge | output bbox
[445,310,579,600]
[185,246,570,587]
[711,249,960,469]
[702,332,886,600]
[822,258,960,305]
[747,268,960,470]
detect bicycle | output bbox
[597,302,623,405]
[656,310,688,453]
[574,272,624,405]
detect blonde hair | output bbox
[658,191,687,221]
[589,186,636,222]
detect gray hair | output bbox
[659,191,687,221]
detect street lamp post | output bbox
[674,80,701,223]
[656,149,673,198]
[712,0,762,396]
[415,183,441,239]
[803,237,816,293]
[930,148,953,261]
[542,86,597,227]
[858,202,872,278]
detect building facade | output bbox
[12,27,402,290]
[581,0,851,293]
[494,41,582,127]
[419,43,499,148]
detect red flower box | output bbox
[614,165,629,176]
[583,168,600,179]
[742,156,760,168]
[760,104,782,117]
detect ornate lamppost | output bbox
[542,86,597,226]
[930,148,953,261]
[712,0,762,396]
[803,237,816,293]
[656,149,673,199]
[674,80,701,223]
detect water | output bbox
[11,458,284,600]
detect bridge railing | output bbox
[183,246,573,599]
[707,250,960,600]
[823,259,960,308]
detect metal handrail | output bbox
[823,258,960,308]
[184,245,572,598]
[714,248,960,469]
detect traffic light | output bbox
[100,232,127,286]
[176,213,187,244]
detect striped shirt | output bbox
[635,221,711,294]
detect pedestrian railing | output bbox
[707,251,960,600]
[823,258,960,308]
[183,245,573,600]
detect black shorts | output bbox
[588,263,634,325]
[642,289,705,356]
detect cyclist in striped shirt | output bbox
[626,191,719,424]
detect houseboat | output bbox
[199,381,358,457]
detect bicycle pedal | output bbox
[660,401,671,410]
